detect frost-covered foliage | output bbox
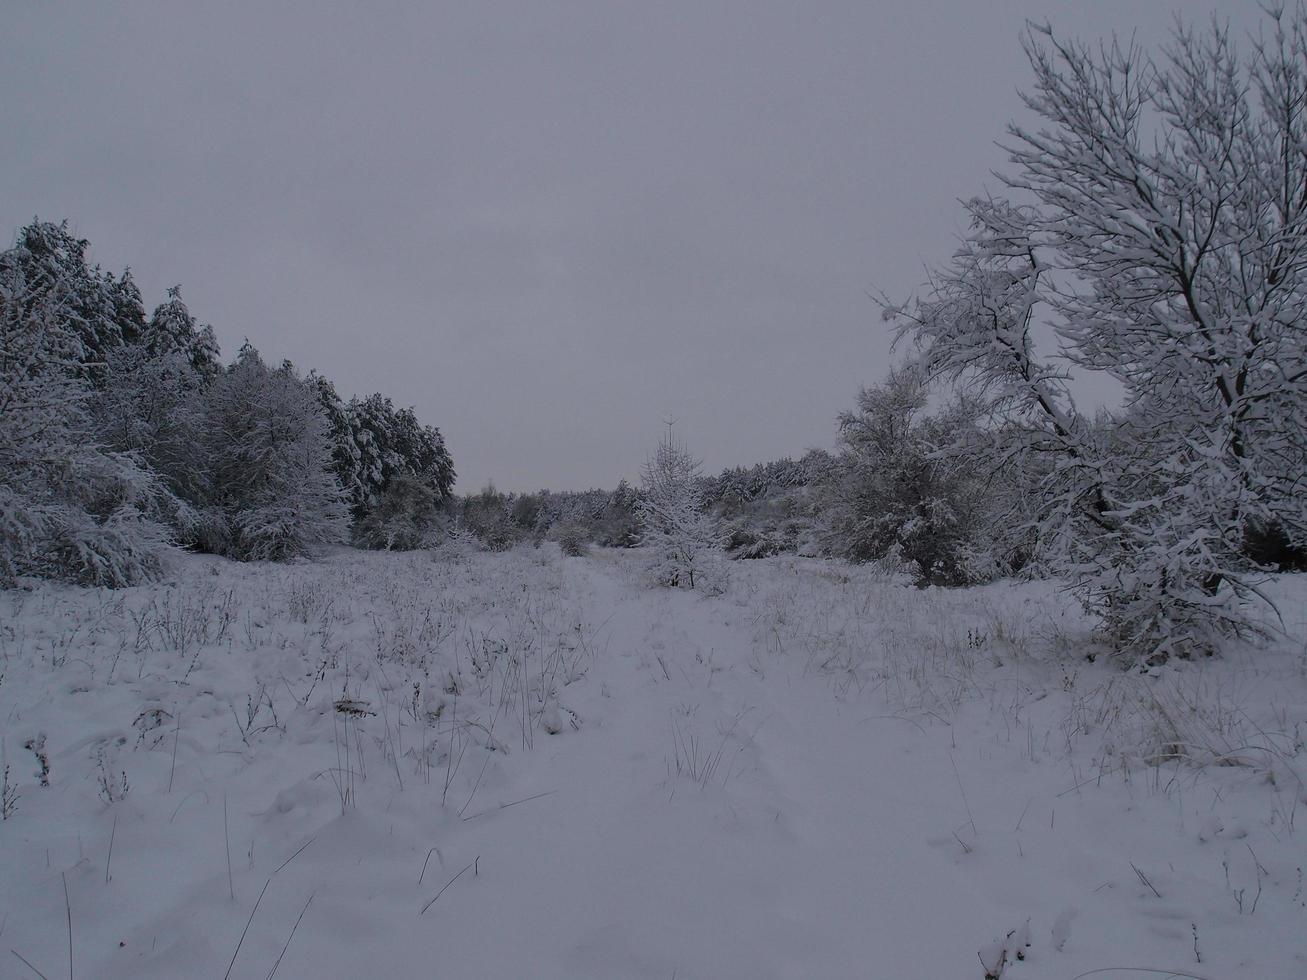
[0,231,175,586]
[144,285,221,382]
[455,484,527,551]
[451,482,642,553]
[309,379,455,544]
[307,371,364,505]
[821,366,1016,586]
[702,450,834,511]
[347,393,455,516]
[538,482,642,549]
[1,220,457,581]
[638,429,723,590]
[9,221,146,379]
[699,452,830,561]
[92,349,211,524]
[203,345,349,561]
[887,10,1307,660]
[352,473,446,551]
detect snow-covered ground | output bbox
[1,546,1304,979]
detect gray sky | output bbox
[2,1,1261,492]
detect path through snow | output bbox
[2,550,1304,978]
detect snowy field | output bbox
[2,546,1305,979]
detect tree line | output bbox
[0,220,453,586]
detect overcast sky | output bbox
[2,1,1262,491]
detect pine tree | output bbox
[304,371,366,511]
[346,393,455,522]
[146,286,221,382]
[638,427,722,590]
[12,221,144,382]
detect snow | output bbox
[1,546,1304,978]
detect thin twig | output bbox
[61,872,71,980]
[949,752,977,836]
[418,847,442,886]
[1014,798,1032,832]
[419,858,478,916]
[461,790,556,822]
[1072,969,1217,980]
[223,877,270,980]
[169,788,208,823]
[264,891,315,980]
[224,794,234,901]
[167,711,181,793]
[105,815,117,884]
[458,751,494,817]
[272,837,316,877]
[1131,862,1162,899]
[10,949,50,980]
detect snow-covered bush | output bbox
[352,473,446,551]
[593,481,642,548]
[552,521,590,557]
[886,10,1307,660]
[457,484,529,551]
[637,428,723,590]
[820,366,1013,587]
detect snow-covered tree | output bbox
[203,345,348,561]
[11,221,146,382]
[91,349,211,524]
[822,366,1009,586]
[638,427,722,590]
[352,474,445,551]
[306,372,364,508]
[346,393,455,521]
[886,10,1307,660]
[304,375,455,546]
[145,286,221,382]
[0,235,175,586]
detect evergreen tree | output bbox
[638,427,723,590]
[146,286,221,382]
[346,392,455,521]
[12,220,143,381]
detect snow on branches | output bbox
[887,8,1307,661]
[638,427,724,592]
